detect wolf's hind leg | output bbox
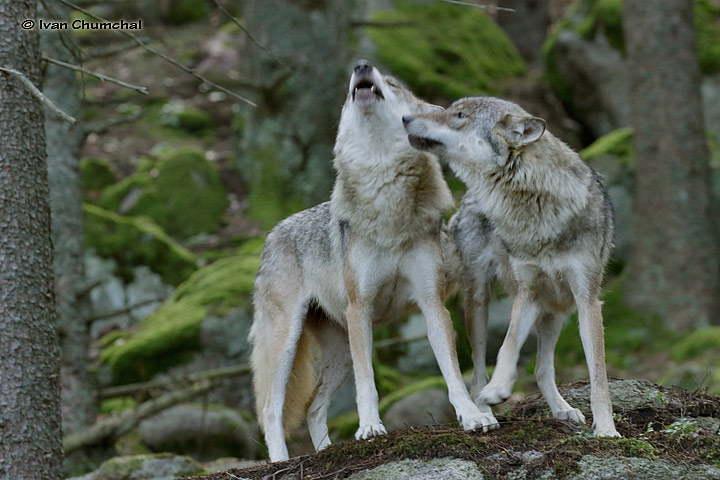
[463,280,491,405]
[260,299,308,461]
[306,317,352,451]
[535,313,585,424]
[480,291,540,405]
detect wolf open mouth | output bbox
[408,134,443,150]
[352,80,384,102]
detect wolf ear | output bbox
[495,114,546,149]
[419,103,444,114]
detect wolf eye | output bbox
[457,112,466,118]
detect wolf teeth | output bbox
[371,85,377,93]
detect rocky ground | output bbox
[150,379,720,480]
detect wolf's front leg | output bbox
[345,299,386,440]
[480,291,540,405]
[405,248,498,432]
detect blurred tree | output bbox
[238,0,352,227]
[40,2,96,435]
[623,0,720,330]
[0,0,64,478]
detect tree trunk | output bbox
[0,1,64,478]
[623,0,720,330]
[238,0,352,225]
[40,2,96,435]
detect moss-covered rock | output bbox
[580,126,633,165]
[98,149,228,238]
[160,101,212,133]
[69,453,204,480]
[99,239,262,385]
[81,157,118,197]
[368,2,526,101]
[84,203,198,286]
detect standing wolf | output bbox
[403,96,620,437]
[250,62,499,462]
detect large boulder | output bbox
[138,403,259,461]
[348,458,484,480]
[68,454,204,480]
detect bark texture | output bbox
[40,2,95,435]
[0,1,64,478]
[623,0,720,330]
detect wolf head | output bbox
[335,60,442,161]
[402,96,546,178]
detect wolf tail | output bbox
[250,303,315,435]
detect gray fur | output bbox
[404,96,620,437]
[251,66,497,463]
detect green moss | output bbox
[600,437,659,459]
[99,239,262,385]
[101,397,136,414]
[98,149,228,238]
[672,326,720,361]
[580,127,633,164]
[508,423,557,446]
[164,0,210,25]
[81,157,118,195]
[160,101,212,133]
[368,2,525,100]
[696,0,720,74]
[84,203,198,285]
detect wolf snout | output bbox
[354,60,373,75]
[402,115,414,127]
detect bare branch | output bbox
[52,0,257,107]
[98,363,251,399]
[440,0,515,13]
[0,66,77,124]
[63,379,214,453]
[211,0,291,72]
[43,55,149,95]
[83,109,143,136]
[85,296,164,325]
[83,38,151,60]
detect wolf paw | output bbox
[355,423,387,440]
[554,408,586,424]
[460,411,500,432]
[593,425,621,437]
[478,382,513,405]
